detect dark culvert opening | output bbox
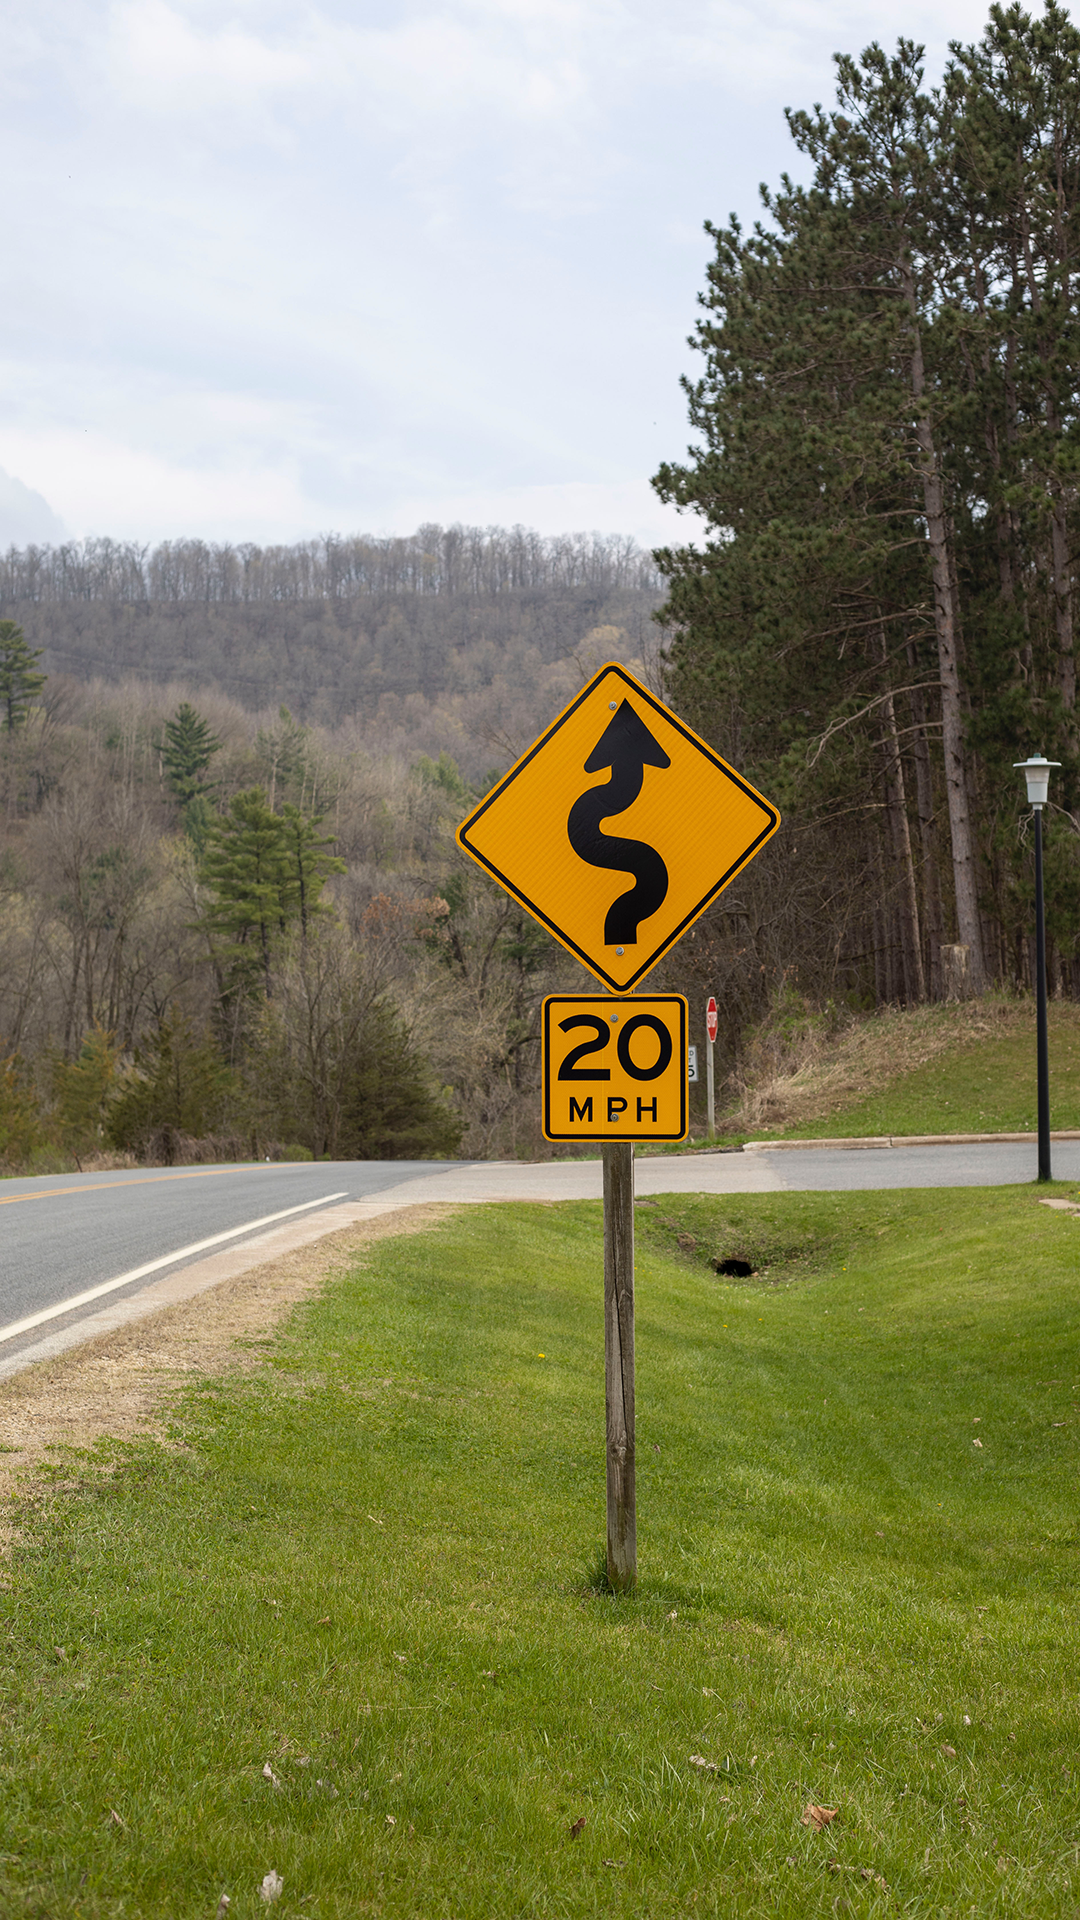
[712,1257,756,1278]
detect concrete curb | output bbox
[743,1131,1080,1151]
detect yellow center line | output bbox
[0,1166,280,1207]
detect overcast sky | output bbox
[0,0,1006,549]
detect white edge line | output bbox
[0,1192,349,1347]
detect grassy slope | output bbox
[726,999,1080,1140]
[3,1192,1080,1917]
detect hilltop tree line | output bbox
[0,527,661,604]
[0,526,662,759]
[655,1,1080,1028]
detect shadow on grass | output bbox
[585,1542,617,1595]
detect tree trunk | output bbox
[906,659,945,999]
[873,906,888,1006]
[1017,173,1076,716]
[878,633,925,1003]
[900,262,987,991]
[941,943,970,1001]
[1050,501,1076,711]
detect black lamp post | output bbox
[1014,754,1060,1182]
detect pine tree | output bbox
[201,789,291,1000]
[161,702,221,810]
[201,789,344,999]
[279,804,345,936]
[788,41,989,989]
[0,621,46,732]
[654,90,942,1004]
[52,1027,118,1166]
[653,13,1080,1006]
[246,924,460,1158]
[945,2,1080,720]
[0,1054,44,1169]
[108,1011,236,1154]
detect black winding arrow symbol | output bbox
[567,699,671,945]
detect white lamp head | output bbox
[1014,754,1061,808]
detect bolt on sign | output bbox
[456,662,780,992]
[543,996,688,1142]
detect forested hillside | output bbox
[0,526,707,1174]
[0,526,663,777]
[654,1,1080,1034]
[0,652,607,1169]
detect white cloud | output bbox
[0,422,697,550]
[0,427,314,544]
[111,0,313,109]
[106,0,596,131]
[0,0,1030,550]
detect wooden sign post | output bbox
[603,1139,636,1590]
[455,663,780,1593]
[542,989,685,1592]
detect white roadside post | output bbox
[705,995,718,1139]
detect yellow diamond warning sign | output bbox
[457,662,779,991]
[543,996,688,1142]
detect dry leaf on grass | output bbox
[215,1898,230,1919]
[802,1804,839,1830]
[107,1808,124,1828]
[689,1753,722,1774]
[941,1744,957,1758]
[262,1763,281,1789]
[259,1871,283,1904]
[569,1816,587,1838]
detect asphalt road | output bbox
[0,1159,481,1339]
[2,1140,1077,1360]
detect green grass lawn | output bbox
[4,1189,1080,1916]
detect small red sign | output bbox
[706,996,718,1044]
